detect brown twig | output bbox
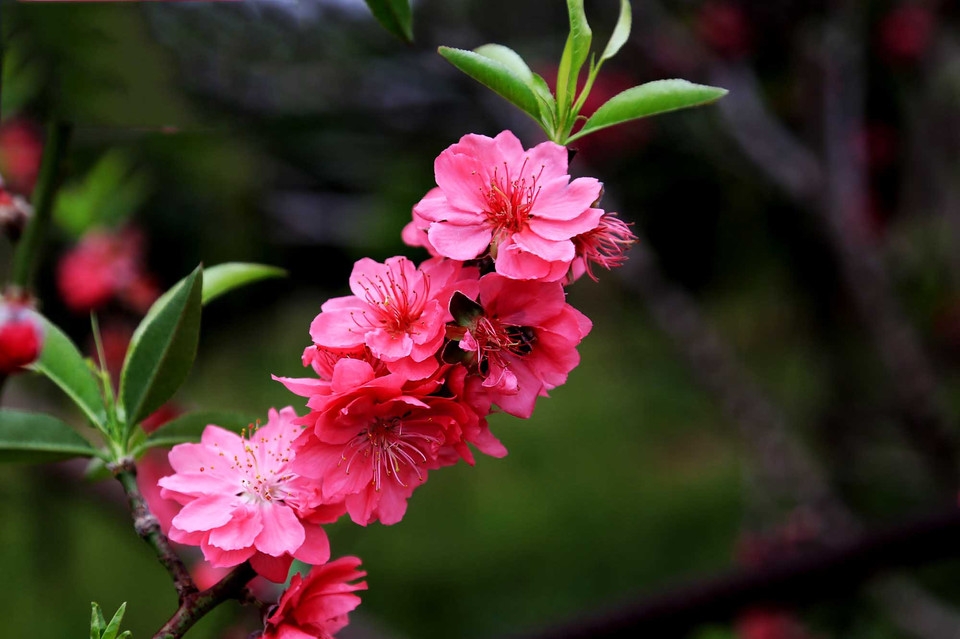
[153,562,257,639]
[517,507,960,638]
[111,459,198,602]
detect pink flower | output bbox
[158,407,335,583]
[138,448,182,537]
[566,212,637,283]
[411,130,604,281]
[449,274,591,418]
[291,378,452,526]
[0,299,43,374]
[263,556,367,639]
[401,201,441,257]
[309,256,465,380]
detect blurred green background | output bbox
[3,1,960,638]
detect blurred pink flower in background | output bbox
[879,5,934,65]
[57,227,159,314]
[696,2,753,59]
[0,119,42,196]
[736,609,814,639]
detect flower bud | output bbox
[0,300,44,374]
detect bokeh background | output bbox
[2,1,960,637]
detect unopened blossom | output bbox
[159,407,336,583]
[0,299,43,374]
[566,211,637,283]
[450,274,591,418]
[310,256,467,380]
[411,130,604,281]
[263,556,367,639]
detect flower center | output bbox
[472,316,535,356]
[221,425,296,505]
[350,267,428,336]
[340,416,441,491]
[482,160,544,236]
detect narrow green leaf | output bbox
[102,602,127,639]
[0,410,98,463]
[439,46,542,125]
[202,262,286,306]
[530,72,557,109]
[120,266,203,434]
[139,410,255,453]
[556,0,593,115]
[473,44,557,131]
[90,602,105,638]
[29,315,107,429]
[474,44,535,85]
[600,0,632,63]
[569,79,728,142]
[363,0,413,42]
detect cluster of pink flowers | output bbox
[158,130,634,637]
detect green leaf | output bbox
[556,0,592,116]
[474,44,557,130]
[29,315,107,430]
[569,79,728,142]
[101,602,127,639]
[0,410,98,463]
[449,291,484,328]
[120,266,203,435]
[90,602,105,639]
[54,151,150,239]
[363,0,413,42]
[474,44,535,85]
[139,410,254,453]
[439,47,542,126]
[202,262,287,306]
[600,0,632,63]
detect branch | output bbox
[10,120,72,291]
[153,562,257,639]
[111,460,197,601]
[517,507,960,638]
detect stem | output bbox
[153,563,257,639]
[10,120,72,290]
[112,460,197,601]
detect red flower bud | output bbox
[0,301,44,374]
